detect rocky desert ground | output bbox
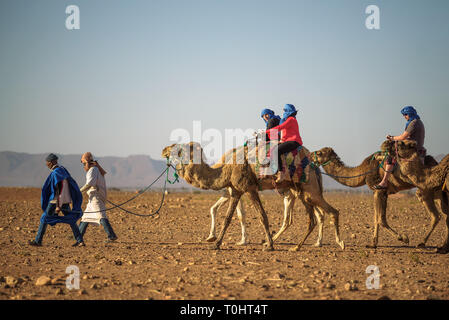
[0,187,448,300]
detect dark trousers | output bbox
[79,219,117,240]
[35,203,83,244]
[276,141,301,172]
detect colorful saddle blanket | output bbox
[256,142,309,183]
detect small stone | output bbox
[344,282,358,291]
[90,283,100,290]
[35,276,51,286]
[51,278,63,285]
[5,276,18,288]
[325,283,336,290]
[55,288,64,295]
[426,285,435,291]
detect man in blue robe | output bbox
[29,153,85,247]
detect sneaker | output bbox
[72,241,86,247]
[28,240,42,247]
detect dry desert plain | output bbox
[0,187,448,300]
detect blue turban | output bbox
[261,108,281,126]
[401,106,420,130]
[280,104,297,124]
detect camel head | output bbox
[311,147,340,166]
[380,139,418,160]
[162,141,205,167]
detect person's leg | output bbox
[33,215,48,245]
[375,156,394,189]
[31,203,56,245]
[78,222,88,237]
[60,204,84,245]
[275,141,300,182]
[277,141,301,170]
[100,218,118,240]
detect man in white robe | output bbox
[78,152,118,242]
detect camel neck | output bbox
[177,161,232,190]
[323,156,373,188]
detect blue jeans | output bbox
[78,218,117,240]
[35,203,83,244]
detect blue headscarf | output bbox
[280,104,297,124]
[401,106,420,130]
[261,108,281,126]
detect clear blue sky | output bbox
[1,0,448,165]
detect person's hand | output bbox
[386,135,394,141]
[55,206,61,213]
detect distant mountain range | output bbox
[0,151,445,190]
[0,151,178,189]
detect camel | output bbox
[206,146,326,246]
[310,145,445,248]
[162,141,344,251]
[380,139,449,253]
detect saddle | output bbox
[256,141,309,183]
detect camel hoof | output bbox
[210,242,221,250]
[312,242,322,247]
[416,242,426,249]
[436,247,449,254]
[236,240,248,246]
[289,246,300,252]
[366,244,377,249]
[206,236,217,242]
[339,241,345,250]
[263,244,274,251]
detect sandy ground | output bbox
[0,187,448,300]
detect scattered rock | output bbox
[35,276,51,286]
[90,283,101,290]
[344,282,358,291]
[5,276,18,288]
[325,283,336,290]
[55,288,64,295]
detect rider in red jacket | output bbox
[265,104,303,182]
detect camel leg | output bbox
[416,189,441,248]
[318,200,345,250]
[235,199,248,245]
[213,192,242,250]
[313,207,325,247]
[247,190,274,251]
[437,192,449,254]
[290,200,316,252]
[272,191,295,242]
[369,190,409,248]
[207,196,229,242]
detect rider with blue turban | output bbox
[261,108,281,129]
[374,106,426,190]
